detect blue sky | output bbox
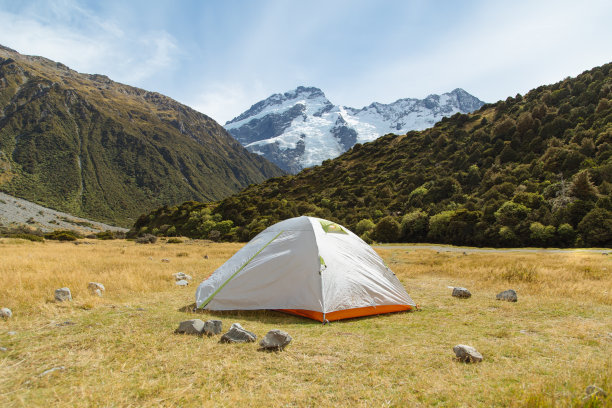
[0,0,611,123]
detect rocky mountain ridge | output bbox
[225,86,485,172]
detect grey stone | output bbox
[219,323,257,343]
[496,289,517,302]
[0,307,12,319]
[54,287,72,302]
[259,329,292,351]
[203,320,222,336]
[173,272,192,281]
[585,385,607,399]
[39,366,65,377]
[175,279,189,286]
[161,258,170,263]
[0,347,7,352]
[87,282,105,295]
[453,344,483,363]
[452,287,471,299]
[7,331,16,336]
[175,319,205,335]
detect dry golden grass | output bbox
[0,239,611,407]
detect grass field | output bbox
[0,239,611,407]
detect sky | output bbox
[0,0,611,124]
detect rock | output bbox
[496,289,517,302]
[452,287,471,298]
[175,319,205,335]
[0,307,12,319]
[462,252,468,255]
[161,258,170,263]
[56,321,75,327]
[39,366,65,377]
[175,279,189,286]
[173,272,192,281]
[87,282,105,295]
[584,385,607,399]
[7,331,16,336]
[219,323,257,343]
[203,320,223,336]
[259,329,292,351]
[54,288,72,302]
[204,254,208,259]
[0,347,7,352]
[453,344,483,363]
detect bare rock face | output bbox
[259,329,292,351]
[175,319,205,335]
[496,289,517,302]
[452,287,471,298]
[453,344,483,363]
[203,320,222,336]
[219,323,257,344]
[0,308,12,319]
[54,288,72,302]
[88,282,105,296]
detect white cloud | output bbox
[0,2,179,86]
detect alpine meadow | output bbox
[1,2,611,407]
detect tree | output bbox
[570,170,598,201]
[577,208,612,246]
[355,219,375,235]
[400,210,429,242]
[495,201,530,227]
[427,211,454,242]
[374,216,400,243]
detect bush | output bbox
[401,210,429,242]
[44,230,79,241]
[96,230,116,240]
[374,216,400,243]
[167,238,182,244]
[10,233,44,242]
[557,223,576,247]
[577,208,612,246]
[355,219,375,235]
[136,234,157,244]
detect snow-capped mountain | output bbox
[224,86,485,173]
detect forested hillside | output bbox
[0,45,283,226]
[131,62,612,247]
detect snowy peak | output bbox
[224,87,485,173]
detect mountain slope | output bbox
[132,62,612,247]
[224,86,484,172]
[0,45,283,226]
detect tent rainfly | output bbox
[195,216,416,322]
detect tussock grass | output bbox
[0,240,611,407]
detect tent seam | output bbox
[198,230,284,308]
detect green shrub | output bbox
[355,219,375,235]
[44,230,79,241]
[374,216,400,243]
[167,238,182,244]
[136,234,157,244]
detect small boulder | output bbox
[0,308,12,319]
[496,289,518,302]
[39,366,65,377]
[175,319,205,335]
[7,331,16,336]
[175,279,189,286]
[161,258,170,263]
[0,347,7,352]
[453,344,483,363]
[219,323,256,343]
[204,254,208,259]
[452,287,471,299]
[259,329,292,351]
[203,320,223,336]
[584,385,607,400]
[88,282,105,296]
[173,272,192,281]
[54,287,72,302]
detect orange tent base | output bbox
[278,304,412,322]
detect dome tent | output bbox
[195,216,415,322]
